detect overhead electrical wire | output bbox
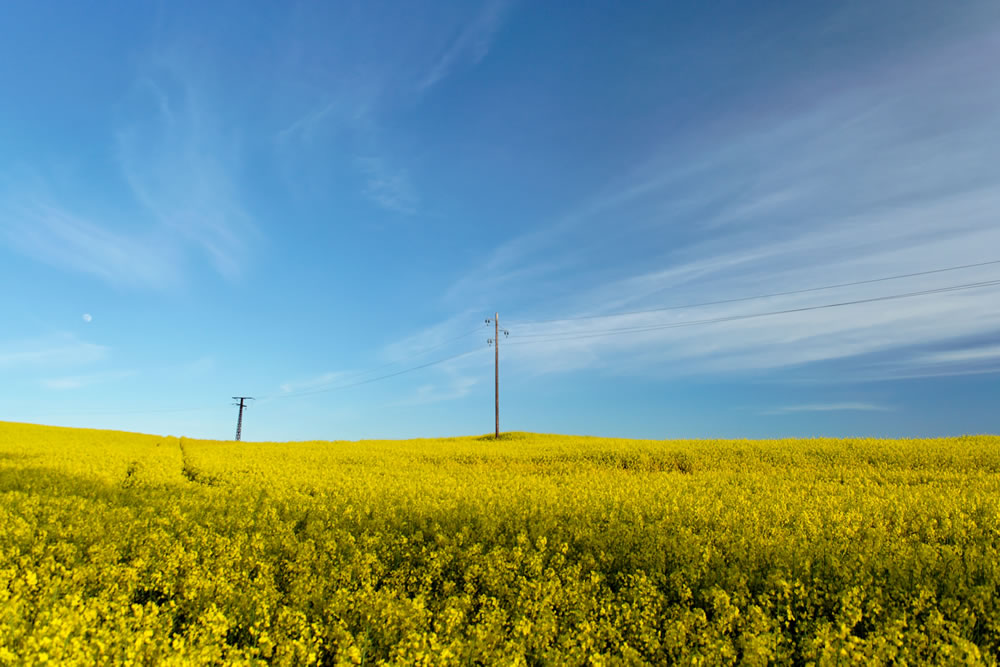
[22,327,491,419]
[265,346,488,400]
[20,263,1000,420]
[255,323,489,401]
[507,278,1000,344]
[505,258,1000,327]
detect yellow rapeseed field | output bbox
[1,421,998,665]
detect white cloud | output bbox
[0,55,254,288]
[276,99,344,145]
[279,371,352,394]
[357,156,418,214]
[1,195,179,288]
[82,313,93,323]
[40,378,86,391]
[919,344,1000,365]
[433,28,1000,382]
[0,334,108,368]
[39,370,136,391]
[762,403,892,416]
[176,356,216,377]
[417,0,511,91]
[272,2,514,216]
[394,376,480,406]
[380,311,489,363]
[115,68,254,280]
[501,274,1000,380]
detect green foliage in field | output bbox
[1,422,999,664]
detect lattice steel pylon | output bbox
[232,396,254,441]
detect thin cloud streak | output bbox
[0,194,179,288]
[506,277,1000,378]
[116,65,254,280]
[417,0,511,91]
[0,334,109,369]
[273,1,512,215]
[39,370,136,391]
[920,344,1000,365]
[432,28,1000,382]
[279,371,353,394]
[356,156,419,214]
[393,376,480,406]
[380,311,489,363]
[1,55,254,288]
[762,403,892,416]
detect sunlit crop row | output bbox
[1,422,998,664]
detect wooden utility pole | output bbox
[232,397,254,441]
[486,314,508,439]
[494,312,499,439]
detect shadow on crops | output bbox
[0,464,199,510]
[0,451,37,462]
[427,450,699,474]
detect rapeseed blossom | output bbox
[1,423,998,663]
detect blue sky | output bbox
[2,1,999,441]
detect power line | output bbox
[16,344,488,422]
[265,346,488,401]
[17,326,490,423]
[24,264,999,428]
[255,323,489,401]
[506,258,1000,327]
[507,278,1000,344]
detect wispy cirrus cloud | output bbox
[431,28,1000,382]
[40,370,136,391]
[115,66,254,280]
[0,334,108,368]
[394,376,480,406]
[158,356,217,382]
[276,99,346,146]
[272,1,513,215]
[273,82,418,215]
[1,194,179,287]
[0,55,254,288]
[416,0,512,91]
[379,311,489,363]
[273,315,489,402]
[279,371,353,394]
[356,156,419,214]
[762,403,892,416]
[919,344,1000,365]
